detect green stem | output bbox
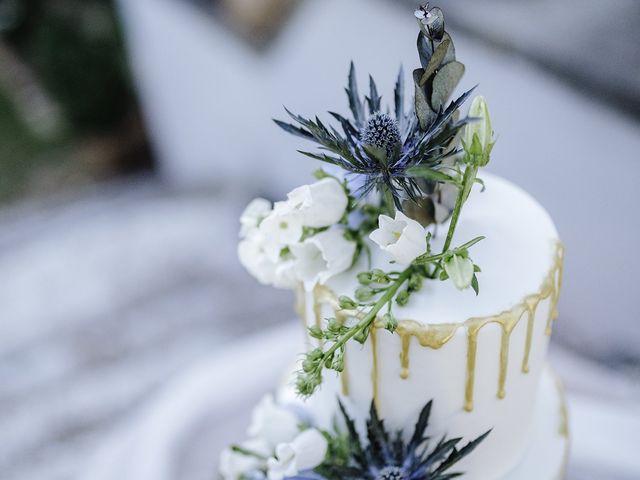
[442,166,475,253]
[320,267,413,362]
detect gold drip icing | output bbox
[397,321,458,380]
[521,295,541,373]
[299,242,564,412]
[295,284,308,340]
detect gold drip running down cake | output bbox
[222,4,568,480]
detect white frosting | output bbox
[327,173,559,324]
[295,173,562,479]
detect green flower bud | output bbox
[396,290,410,306]
[331,351,345,372]
[382,312,398,332]
[408,273,423,292]
[357,272,373,285]
[355,286,375,302]
[308,326,323,340]
[371,269,390,284]
[463,96,495,167]
[443,254,475,290]
[339,296,358,310]
[327,318,342,334]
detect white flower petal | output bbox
[290,429,328,471]
[370,211,427,265]
[291,229,356,290]
[240,198,272,237]
[287,178,348,228]
[248,395,300,448]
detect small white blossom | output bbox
[290,229,356,290]
[286,178,348,228]
[219,438,270,480]
[444,254,475,290]
[369,211,427,265]
[248,395,300,449]
[258,202,304,260]
[266,429,328,480]
[240,198,272,238]
[238,233,297,289]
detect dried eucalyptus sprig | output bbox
[275,4,471,226]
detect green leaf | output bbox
[413,69,437,130]
[420,38,451,85]
[406,165,455,183]
[417,32,433,70]
[441,32,457,64]
[431,61,465,111]
[471,274,480,295]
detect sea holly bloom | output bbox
[291,229,356,290]
[248,395,300,448]
[443,253,475,290]
[266,429,328,480]
[286,178,349,228]
[369,211,427,265]
[463,95,495,167]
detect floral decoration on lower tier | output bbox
[220,395,489,480]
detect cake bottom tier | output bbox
[280,365,569,480]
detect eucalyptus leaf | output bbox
[414,68,437,130]
[421,38,451,85]
[417,32,433,70]
[441,32,457,65]
[431,61,465,111]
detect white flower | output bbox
[240,198,272,238]
[258,202,305,260]
[248,395,300,449]
[369,211,427,265]
[286,178,348,228]
[238,232,297,289]
[266,429,328,480]
[219,438,270,480]
[463,96,494,167]
[290,229,356,290]
[444,254,475,290]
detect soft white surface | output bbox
[326,173,559,324]
[298,174,560,478]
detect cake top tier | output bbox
[326,173,559,325]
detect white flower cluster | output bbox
[220,395,328,480]
[238,178,355,291]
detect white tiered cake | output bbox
[285,173,567,479]
[222,5,569,479]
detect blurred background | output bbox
[0,0,639,479]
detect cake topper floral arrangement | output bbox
[239,3,495,397]
[230,4,495,479]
